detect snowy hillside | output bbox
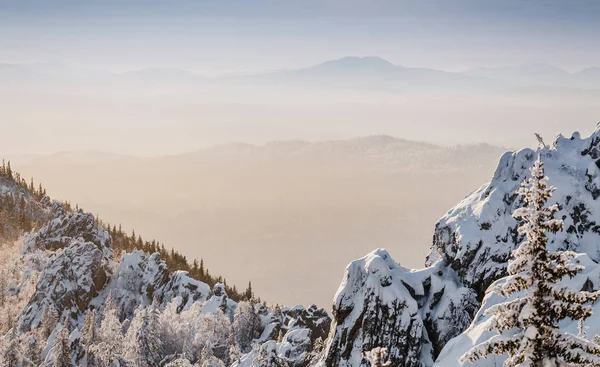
[0,167,330,366]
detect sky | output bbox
[2,0,600,74]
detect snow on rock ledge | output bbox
[428,126,600,365]
[105,250,212,319]
[322,249,426,367]
[23,210,111,254]
[19,239,111,331]
[429,127,600,297]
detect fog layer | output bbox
[8,139,505,306]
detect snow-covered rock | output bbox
[23,210,111,254]
[429,127,600,295]
[233,329,314,367]
[202,282,236,316]
[282,304,331,344]
[422,127,600,360]
[16,209,216,334]
[322,249,427,367]
[233,304,330,367]
[161,270,211,311]
[321,126,600,366]
[19,239,111,331]
[427,127,600,366]
[103,250,212,319]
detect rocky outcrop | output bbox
[321,127,600,366]
[105,250,212,320]
[19,239,111,331]
[429,128,600,295]
[160,270,211,311]
[23,210,112,254]
[283,304,331,344]
[18,210,113,331]
[234,304,331,367]
[16,211,214,331]
[201,282,236,316]
[322,249,427,367]
[426,128,600,365]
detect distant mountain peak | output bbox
[516,63,569,74]
[311,56,398,70]
[575,66,600,76]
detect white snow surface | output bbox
[429,127,600,285]
[321,249,432,366]
[430,127,600,365]
[435,254,600,367]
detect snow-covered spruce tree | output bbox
[40,303,59,339]
[2,325,22,367]
[136,304,163,367]
[461,154,600,367]
[82,309,100,366]
[23,335,42,367]
[99,291,124,361]
[82,309,98,346]
[50,318,72,367]
[233,300,261,353]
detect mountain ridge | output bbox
[3,57,600,91]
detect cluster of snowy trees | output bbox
[106,223,257,303]
[0,240,265,367]
[0,290,265,367]
[461,155,600,367]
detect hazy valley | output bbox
[6,137,506,307]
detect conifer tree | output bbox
[0,270,6,308]
[24,335,41,367]
[98,291,124,360]
[51,318,72,367]
[233,301,261,353]
[2,324,21,367]
[461,155,600,367]
[136,304,163,367]
[40,304,59,339]
[6,161,12,180]
[245,281,253,301]
[82,309,98,346]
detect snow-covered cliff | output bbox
[321,126,600,366]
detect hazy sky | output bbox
[2,0,600,74]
